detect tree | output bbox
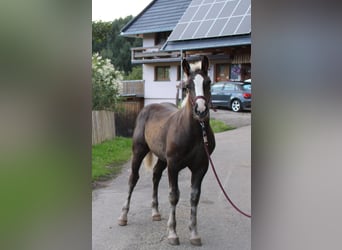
[92,17,142,75]
[92,21,112,54]
[124,65,142,80]
[92,53,123,111]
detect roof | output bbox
[163,0,251,50]
[121,0,192,36]
[162,34,251,51]
[168,0,251,41]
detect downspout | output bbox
[180,49,184,104]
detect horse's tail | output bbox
[143,151,154,170]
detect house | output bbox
[121,0,251,106]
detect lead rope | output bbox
[200,121,251,218]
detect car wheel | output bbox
[231,99,242,112]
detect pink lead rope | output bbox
[200,121,251,218]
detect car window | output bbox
[223,83,235,91]
[211,84,223,92]
[242,84,251,90]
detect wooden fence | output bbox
[92,80,145,143]
[92,110,116,145]
[115,97,144,137]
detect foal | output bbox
[118,56,215,246]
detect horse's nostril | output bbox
[197,109,208,117]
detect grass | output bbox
[210,119,235,133]
[92,137,132,181]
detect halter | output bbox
[189,95,208,107]
[186,88,216,112]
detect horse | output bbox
[118,56,216,246]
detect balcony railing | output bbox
[131,46,181,64]
[120,80,144,97]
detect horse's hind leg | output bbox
[118,143,148,226]
[151,159,167,221]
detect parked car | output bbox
[211,81,251,112]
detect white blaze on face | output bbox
[194,74,206,112]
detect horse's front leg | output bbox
[189,167,208,246]
[167,167,180,245]
[151,159,167,221]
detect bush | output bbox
[92,53,123,111]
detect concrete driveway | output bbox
[92,113,251,250]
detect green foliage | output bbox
[210,119,236,133]
[124,65,142,80]
[92,21,112,54]
[92,17,142,75]
[92,53,123,111]
[92,137,132,181]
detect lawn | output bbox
[210,119,235,133]
[92,137,132,181]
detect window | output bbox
[215,64,229,82]
[241,63,251,81]
[230,64,241,81]
[223,83,235,91]
[242,84,251,90]
[211,84,224,93]
[155,66,170,81]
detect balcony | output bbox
[120,80,144,97]
[131,46,181,64]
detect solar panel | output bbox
[167,0,251,41]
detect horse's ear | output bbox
[182,59,191,76]
[201,56,209,75]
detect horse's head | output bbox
[182,56,211,121]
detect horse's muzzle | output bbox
[192,96,209,120]
[194,103,209,120]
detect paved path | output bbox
[92,125,251,250]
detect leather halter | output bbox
[189,95,208,107]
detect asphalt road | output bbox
[92,110,251,250]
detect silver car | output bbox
[211,81,251,112]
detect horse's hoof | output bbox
[190,237,202,246]
[168,237,180,245]
[152,214,161,221]
[117,219,127,226]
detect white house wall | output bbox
[143,61,215,106]
[143,63,179,105]
[143,34,155,47]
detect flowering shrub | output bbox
[92,53,123,110]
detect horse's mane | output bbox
[181,93,189,108]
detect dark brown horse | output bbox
[118,56,215,246]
